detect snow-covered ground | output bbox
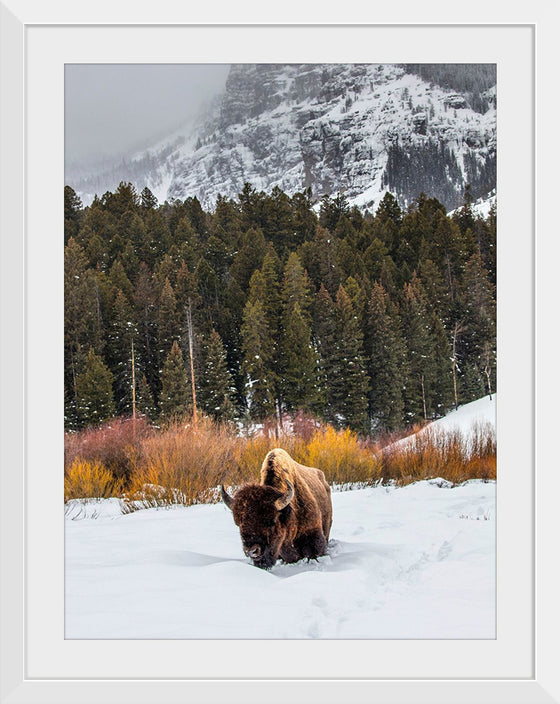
[429,394,495,432]
[65,397,496,640]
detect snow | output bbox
[65,480,495,639]
[391,395,496,454]
[65,397,496,639]
[428,394,495,433]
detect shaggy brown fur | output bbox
[222,448,332,569]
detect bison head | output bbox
[221,482,294,569]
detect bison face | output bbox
[221,482,294,569]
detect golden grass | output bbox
[64,414,496,504]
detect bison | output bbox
[221,448,332,569]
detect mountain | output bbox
[69,63,496,213]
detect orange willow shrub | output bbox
[298,426,382,485]
[64,458,123,501]
[125,416,247,506]
[63,414,496,504]
[380,422,496,485]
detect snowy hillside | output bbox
[65,396,496,639]
[69,64,496,213]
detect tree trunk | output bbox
[131,339,136,437]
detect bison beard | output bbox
[221,449,332,569]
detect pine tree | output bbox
[312,284,338,422]
[280,302,320,414]
[174,217,202,269]
[281,251,313,321]
[160,341,190,421]
[106,289,138,415]
[64,238,104,425]
[366,282,406,432]
[64,186,82,242]
[133,262,159,399]
[240,300,276,421]
[229,227,267,294]
[458,252,496,401]
[140,186,158,210]
[75,348,115,426]
[157,277,180,360]
[329,286,370,431]
[136,373,156,420]
[400,276,438,422]
[429,311,455,416]
[198,330,236,422]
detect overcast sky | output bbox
[65,64,230,167]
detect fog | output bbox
[65,64,230,168]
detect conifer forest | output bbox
[64,182,496,435]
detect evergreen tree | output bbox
[291,188,317,244]
[133,262,159,399]
[229,227,267,294]
[106,289,138,415]
[160,341,190,420]
[173,217,202,269]
[240,300,276,421]
[366,282,406,432]
[198,330,236,422]
[329,286,370,431]
[157,277,180,360]
[140,186,158,210]
[458,252,496,400]
[428,312,455,416]
[136,373,156,420]
[312,284,338,422]
[280,302,320,413]
[75,348,115,426]
[64,185,82,243]
[63,182,497,432]
[281,251,313,321]
[400,276,438,422]
[64,238,104,422]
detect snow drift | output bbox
[65,397,496,640]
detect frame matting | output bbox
[1,2,557,702]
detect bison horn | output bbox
[221,485,234,510]
[274,480,294,510]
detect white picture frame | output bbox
[1,1,557,702]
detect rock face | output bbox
[70,64,496,212]
[166,63,496,212]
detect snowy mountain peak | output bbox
[70,64,496,213]
[168,63,496,212]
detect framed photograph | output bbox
[1,2,557,702]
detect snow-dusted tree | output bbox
[240,299,276,421]
[159,341,190,421]
[365,282,406,432]
[75,348,115,426]
[280,302,320,414]
[198,330,236,422]
[329,286,370,431]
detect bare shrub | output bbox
[125,416,245,506]
[64,416,153,481]
[379,422,497,485]
[63,413,496,506]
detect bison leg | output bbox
[294,529,328,561]
[279,543,300,564]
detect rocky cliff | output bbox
[71,63,496,213]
